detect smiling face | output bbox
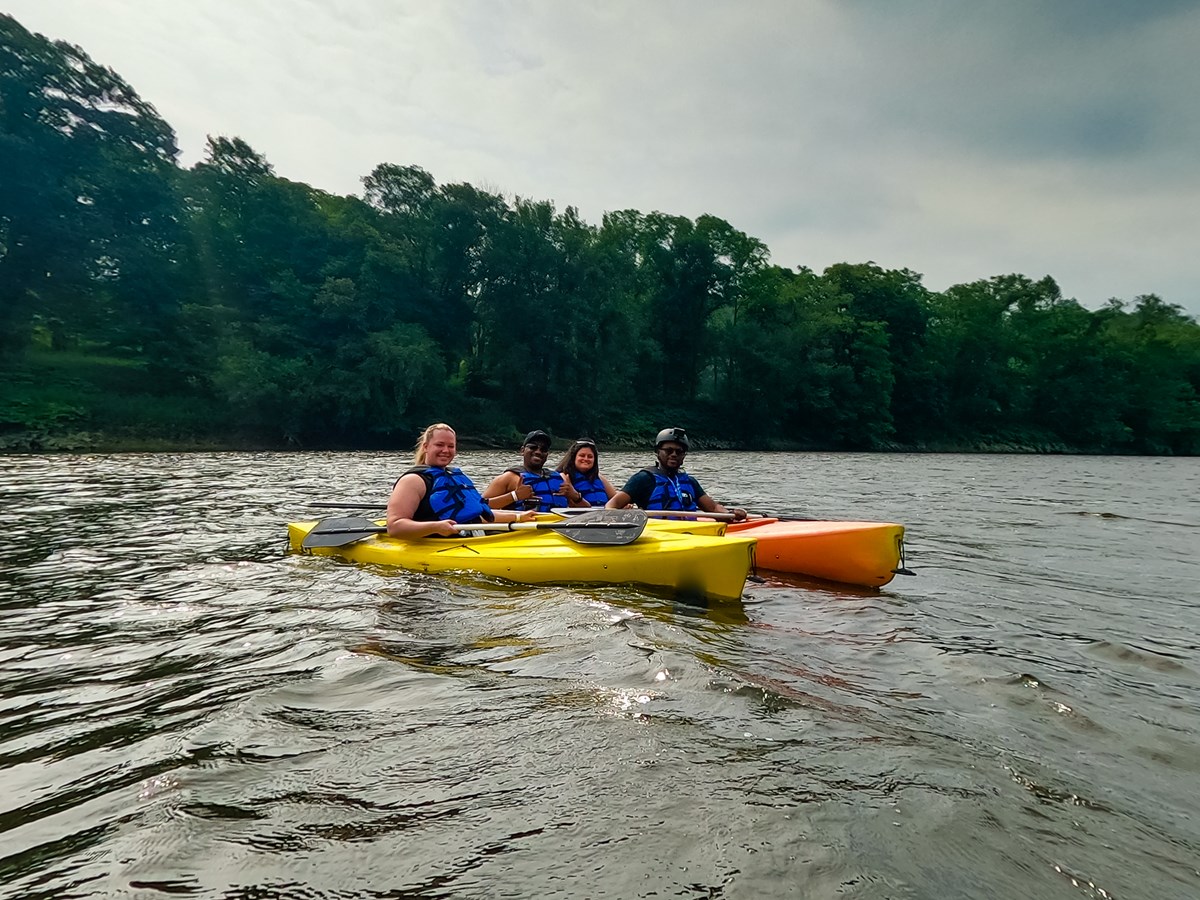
[655,442,687,473]
[522,440,549,470]
[423,428,457,467]
[573,446,596,473]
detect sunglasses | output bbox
[659,446,687,457]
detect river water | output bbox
[1,451,1197,899]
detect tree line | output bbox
[2,14,1198,454]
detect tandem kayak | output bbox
[641,516,907,588]
[287,519,757,603]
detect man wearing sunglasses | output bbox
[606,427,747,520]
[482,429,588,512]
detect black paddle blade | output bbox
[552,508,647,545]
[301,517,386,549]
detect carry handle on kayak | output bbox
[301,508,648,549]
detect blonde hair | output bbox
[413,423,455,465]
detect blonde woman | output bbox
[387,424,535,538]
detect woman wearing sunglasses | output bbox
[555,438,616,507]
[606,427,747,520]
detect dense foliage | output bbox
[3,14,1198,453]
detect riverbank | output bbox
[0,426,1139,456]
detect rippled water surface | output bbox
[1,451,1198,899]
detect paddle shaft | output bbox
[311,502,816,522]
[630,509,739,521]
[310,501,818,527]
[310,521,637,537]
[558,508,749,522]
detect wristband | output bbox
[510,490,518,504]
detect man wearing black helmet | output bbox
[606,427,748,520]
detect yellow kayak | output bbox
[644,516,906,588]
[287,520,757,603]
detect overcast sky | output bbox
[9,1,1199,315]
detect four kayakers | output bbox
[387,423,535,538]
[555,438,616,507]
[606,427,748,520]
[390,424,747,530]
[482,429,589,512]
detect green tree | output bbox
[925,276,1032,437]
[822,263,931,441]
[0,13,180,353]
[1096,296,1200,453]
[1008,282,1129,448]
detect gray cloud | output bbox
[9,0,1198,314]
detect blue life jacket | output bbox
[641,467,701,511]
[507,466,568,512]
[404,466,494,524]
[570,472,608,506]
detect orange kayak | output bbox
[550,512,909,590]
[724,518,905,587]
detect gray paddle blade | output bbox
[301,516,386,549]
[553,508,647,545]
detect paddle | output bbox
[558,507,799,522]
[743,511,823,522]
[314,501,809,522]
[301,508,648,549]
[557,507,743,521]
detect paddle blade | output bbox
[301,516,386,549]
[552,508,647,545]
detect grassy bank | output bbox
[0,349,232,452]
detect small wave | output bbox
[1069,510,1197,527]
[1087,640,1192,674]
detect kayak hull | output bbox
[724,519,905,587]
[287,520,756,603]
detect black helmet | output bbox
[654,427,689,450]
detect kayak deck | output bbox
[287,520,756,603]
